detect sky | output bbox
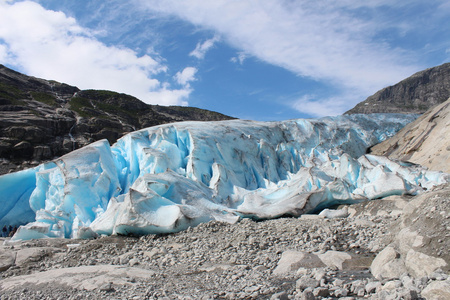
[0,0,449,121]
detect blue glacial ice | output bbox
[0,114,448,240]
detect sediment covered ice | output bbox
[0,114,448,240]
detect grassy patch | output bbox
[31,91,57,106]
[81,89,139,102]
[69,97,95,118]
[0,82,27,105]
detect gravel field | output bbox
[1,184,449,299]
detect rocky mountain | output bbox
[370,98,450,173]
[0,65,234,174]
[345,62,450,114]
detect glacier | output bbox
[0,114,448,240]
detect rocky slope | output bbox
[370,98,450,173]
[345,62,450,114]
[0,65,234,175]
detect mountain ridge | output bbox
[0,64,234,174]
[345,62,450,114]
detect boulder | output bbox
[273,251,325,275]
[317,251,351,270]
[405,250,447,278]
[0,265,156,291]
[421,279,450,300]
[15,247,61,267]
[318,250,373,271]
[370,184,450,280]
[370,246,407,280]
[296,277,319,290]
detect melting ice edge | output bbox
[0,114,448,240]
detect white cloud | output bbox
[136,0,430,114]
[174,67,197,86]
[0,1,190,106]
[0,44,9,62]
[291,93,363,118]
[230,52,247,65]
[189,35,219,59]
[147,88,190,107]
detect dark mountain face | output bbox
[345,62,450,114]
[0,65,234,174]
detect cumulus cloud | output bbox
[189,35,219,59]
[136,0,439,114]
[174,67,197,87]
[0,1,190,106]
[147,88,190,107]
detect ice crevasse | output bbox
[0,114,448,240]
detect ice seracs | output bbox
[0,114,448,240]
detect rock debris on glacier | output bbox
[0,114,447,240]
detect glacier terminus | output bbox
[0,114,448,240]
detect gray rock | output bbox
[119,252,134,265]
[300,290,316,300]
[273,251,325,275]
[143,248,159,259]
[365,281,382,294]
[270,291,289,300]
[0,265,156,291]
[430,271,448,281]
[333,278,344,286]
[370,246,407,280]
[317,250,372,270]
[15,247,59,267]
[128,258,139,267]
[99,282,115,292]
[332,287,348,297]
[421,279,450,300]
[398,290,419,300]
[0,248,15,271]
[311,268,326,281]
[381,280,402,291]
[296,277,320,291]
[405,249,447,278]
[313,287,329,297]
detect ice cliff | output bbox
[0,114,448,240]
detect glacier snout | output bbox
[0,114,448,240]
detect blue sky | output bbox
[0,1,449,121]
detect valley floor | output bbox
[0,184,449,300]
